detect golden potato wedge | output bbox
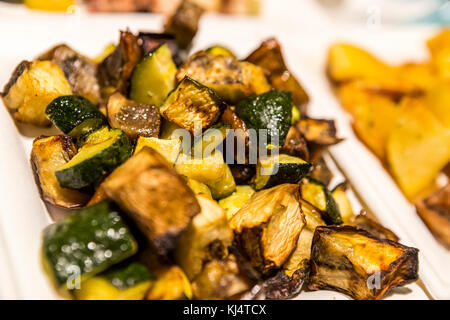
[327,43,390,83]
[328,43,433,94]
[2,60,72,126]
[425,81,450,128]
[427,29,450,80]
[337,82,401,160]
[387,97,450,200]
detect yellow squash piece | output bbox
[175,151,227,185]
[146,266,193,300]
[75,277,151,300]
[218,185,255,220]
[134,136,181,165]
[185,178,213,199]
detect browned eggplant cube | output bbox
[308,225,419,300]
[102,146,200,255]
[229,184,306,276]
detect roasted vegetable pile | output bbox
[2,0,419,300]
[327,30,450,247]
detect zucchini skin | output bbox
[46,95,106,137]
[301,179,343,225]
[102,263,154,289]
[74,263,153,300]
[265,162,311,189]
[129,44,176,107]
[42,201,138,288]
[55,130,132,189]
[236,90,293,145]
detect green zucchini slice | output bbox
[175,151,227,185]
[185,178,212,199]
[74,263,153,300]
[160,76,226,133]
[331,182,354,224]
[55,128,133,189]
[191,123,230,157]
[129,44,176,107]
[42,201,138,289]
[235,90,293,145]
[254,154,311,190]
[208,164,236,199]
[218,185,255,220]
[176,150,235,199]
[301,178,343,225]
[46,95,107,137]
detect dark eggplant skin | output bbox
[98,30,142,99]
[296,118,343,146]
[39,44,101,104]
[281,126,310,161]
[1,60,30,97]
[137,32,184,66]
[415,183,450,248]
[164,0,205,49]
[352,211,399,242]
[229,164,256,185]
[308,156,333,187]
[245,37,310,113]
[262,265,309,300]
[308,225,419,300]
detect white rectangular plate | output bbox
[0,5,439,299]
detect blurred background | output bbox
[0,0,449,24]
